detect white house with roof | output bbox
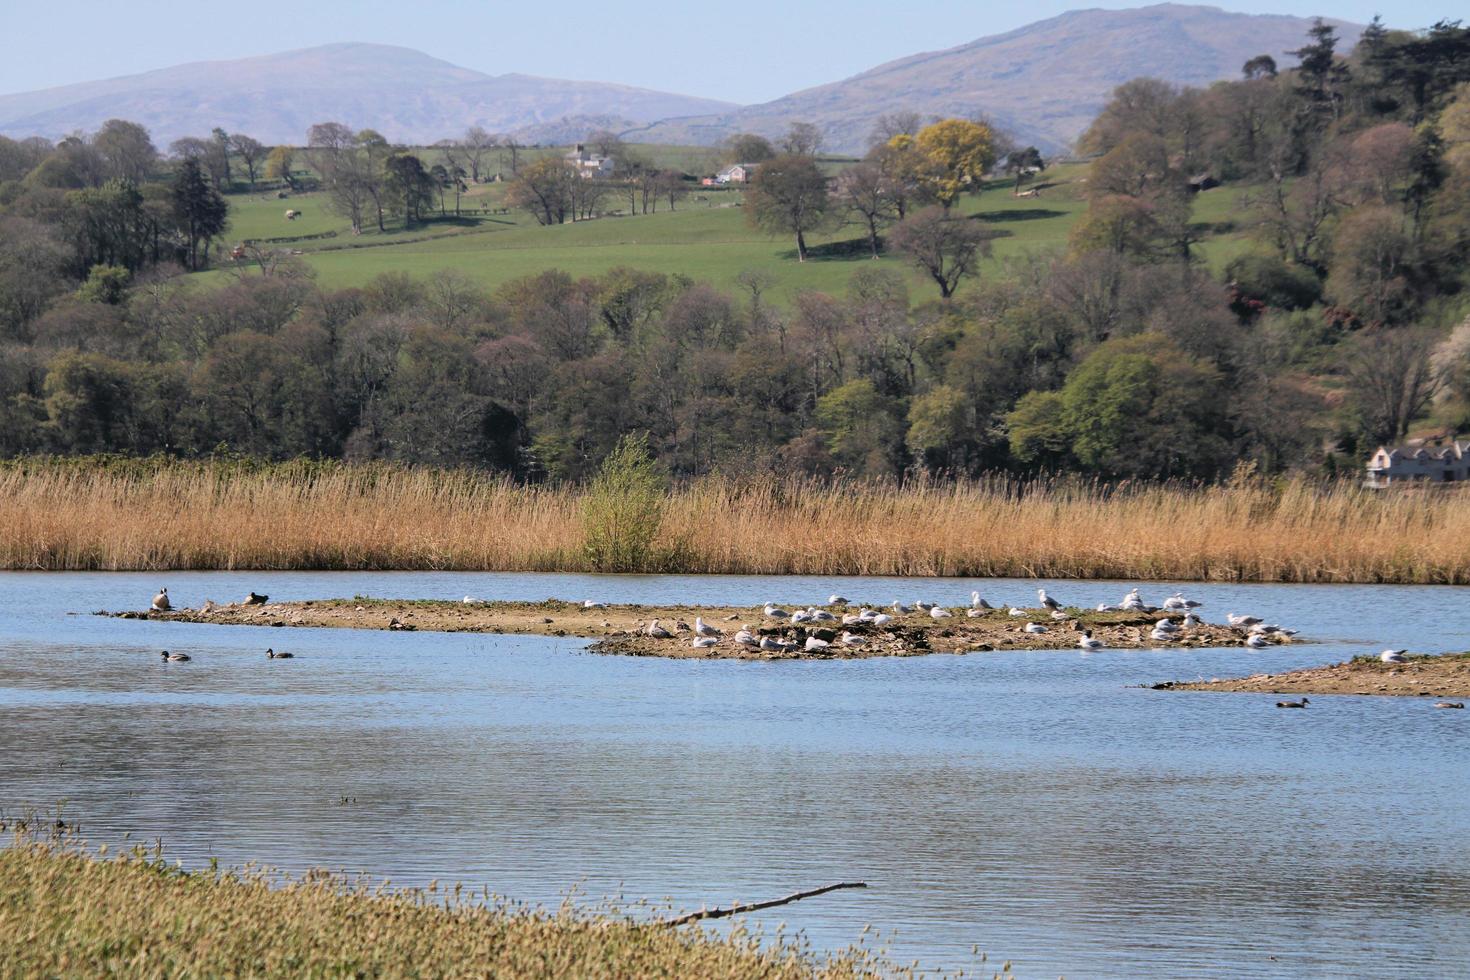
[564,144,615,178]
[1365,438,1470,487]
[715,163,756,184]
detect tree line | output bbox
[0,17,1467,481]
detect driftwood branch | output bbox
[659,881,868,926]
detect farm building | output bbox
[565,144,615,178]
[715,163,756,184]
[1365,438,1470,487]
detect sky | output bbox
[0,0,1437,103]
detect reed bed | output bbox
[1,458,1468,582]
[0,834,893,977]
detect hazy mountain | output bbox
[0,43,736,146]
[630,4,1364,153]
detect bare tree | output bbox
[1346,328,1443,445]
[868,111,923,149]
[781,121,824,156]
[889,207,995,299]
[229,134,266,189]
[307,122,370,234]
[836,161,896,257]
[462,126,496,181]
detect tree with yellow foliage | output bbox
[912,119,997,209]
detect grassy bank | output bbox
[2,458,1468,583]
[0,836,889,977]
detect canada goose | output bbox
[1078,629,1104,651]
[1024,622,1048,634]
[161,650,190,662]
[1245,634,1270,649]
[1434,702,1464,709]
[763,603,790,619]
[1276,697,1309,708]
[840,631,866,647]
[244,591,268,606]
[804,636,830,652]
[1379,649,1408,663]
[1038,589,1062,611]
[694,617,721,637]
[1227,612,1262,626]
[691,636,718,649]
[645,620,673,639]
[828,595,848,606]
[151,588,171,611]
[266,648,294,659]
[930,606,953,619]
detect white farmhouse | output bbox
[1365,439,1470,487]
[715,163,756,184]
[564,144,615,178]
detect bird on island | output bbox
[674,620,692,633]
[1276,698,1309,708]
[759,636,784,652]
[1008,607,1028,617]
[266,648,294,659]
[970,591,993,611]
[857,608,878,621]
[915,601,937,612]
[791,609,814,624]
[1096,603,1120,612]
[694,617,721,637]
[1024,622,1049,634]
[151,588,171,612]
[1227,612,1262,626]
[842,613,864,626]
[1038,589,1062,611]
[1121,588,1145,611]
[1078,629,1104,651]
[1434,702,1464,709]
[733,627,759,648]
[583,600,607,609]
[870,613,893,626]
[1150,628,1175,642]
[804,636,830,652]
[1154,618,1180,634]
[763,603,790,619]
[1379,649,1408,663]
[1244,634,1270,649]
[810,608,837,622]
[645,620,673,639]
[1050,610,1069,621]
[244,591,268,606]
[930,606,953,619]
[161,650,190,662]
[1162,592,1203,611]
[840,632,866,647]
[1182,612,1202,628]
[828,595,849,606]
[891,601,914,615]
[691,636,718,649]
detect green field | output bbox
[215,161,1249,302]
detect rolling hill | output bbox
[0,43,736,146]
[630,4,1364,153]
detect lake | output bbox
[2,571,1468,978]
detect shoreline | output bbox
[1151,653,1470,698]
[109,597,1275,659]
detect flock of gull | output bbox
[618,586,1304,655]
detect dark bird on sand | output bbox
[244,591,268,605]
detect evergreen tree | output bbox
[170,158,228,271]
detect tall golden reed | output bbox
[0,458,1466,582]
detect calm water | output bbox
[2,571,1469,978]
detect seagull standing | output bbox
[1038,589,1062,611]
[645,620,673,639]
[695,617,721,637]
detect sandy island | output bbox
[107,598,1275,660]
[1151,653,1470,698]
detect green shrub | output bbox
[581,433,666,571]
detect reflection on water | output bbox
[2,571,1469,978]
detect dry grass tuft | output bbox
[0,833,896,978]
[2,458,1468,582]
